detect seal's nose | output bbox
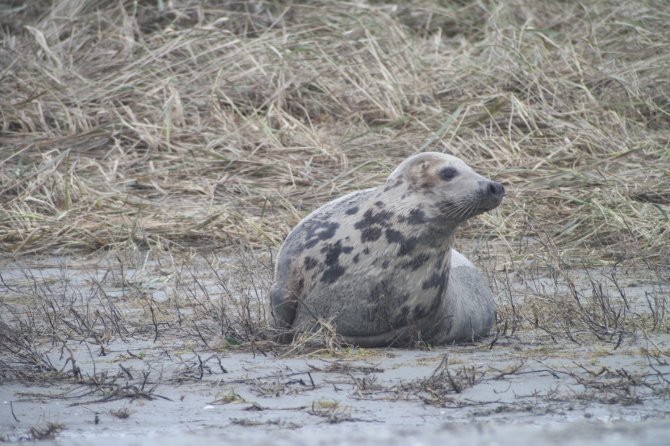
[487,181,505,198]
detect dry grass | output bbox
[0,0,667,263]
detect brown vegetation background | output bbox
[1,0,668,265]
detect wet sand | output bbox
[3,338,670,444]
[1,255,669,444]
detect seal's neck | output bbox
[380,193,461,242]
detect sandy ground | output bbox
[1,255,669,445]
[3,337,670,444]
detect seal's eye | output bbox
[439,166,458,181]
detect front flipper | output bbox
[269,284,297,329]
[269,258,308,343]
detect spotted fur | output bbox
[269,152,505,347]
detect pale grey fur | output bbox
[269,152,504,347]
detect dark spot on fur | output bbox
[353,254,360,264]
[321,240,353,266]
[430,268,450,310]
[385,228,404,244]
[381,260,390,269]
[422,271,447,290]
[398,209,426,225]
[354,209,394,243]
[297,278,305,295]
[345,206,359,215]
[374,200,384,207]
[318,222,339,239]
[321,265,346,284]
[363,247,370,255]
[407,208,427,225]
[304,221,339,249]
[398,237,418,256]
[319,240,353,284]
[402,253,430,271]
[360,226,382,242]
[322,246,338,266]
[304,256,318,270]
[366,209,394,225]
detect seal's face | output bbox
[389,152,505,224]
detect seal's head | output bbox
[387,152,505,224]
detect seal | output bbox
[269,152,504,347]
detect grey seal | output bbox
[269,152,504,347]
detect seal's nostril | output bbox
[488,181,504,197]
